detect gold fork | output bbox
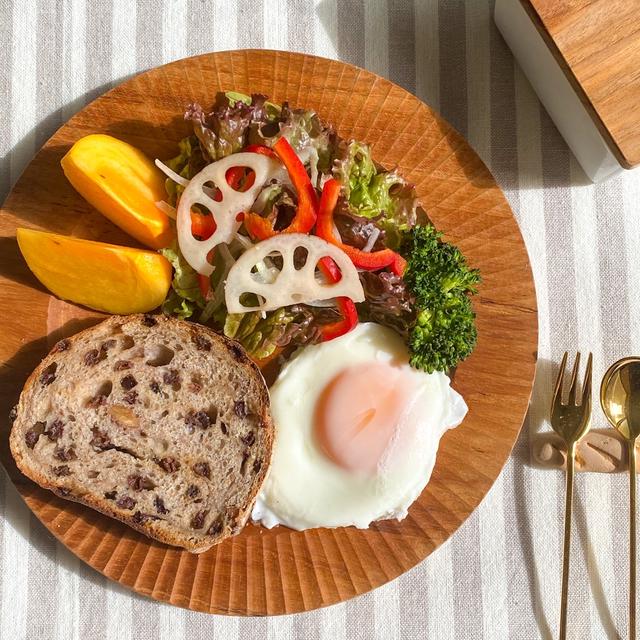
[550,352,593,640]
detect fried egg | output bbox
[251,322,468,530]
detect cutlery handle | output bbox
[630,439,637,640]
[559,442,576,640]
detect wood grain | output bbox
[0,50,538,615]
[521,0,640,168]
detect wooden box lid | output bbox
[521,0,640,169]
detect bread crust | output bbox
[9,314,274,553]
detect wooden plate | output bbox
[0,50,537,615]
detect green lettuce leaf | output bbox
[162,291,199,320]
[224,91,252,107]
[160,245,205,308]
[177,93,334,194]
[254,106,334,176]
[334,141,376,200]
[223,307,297,359]
[163,135,207,205]
[225,91,280,118]
[333,141,418,247]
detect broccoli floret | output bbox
[400,225,481,373]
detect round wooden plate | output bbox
[0,50,537,615]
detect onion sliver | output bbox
[155,200,176,219]
[362,227,381,253]
[155,159,190,187]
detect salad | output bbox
[17,91,480,375]
[156,91,480,373]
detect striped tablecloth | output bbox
[1,1,638,638]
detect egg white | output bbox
[252,322,468,530]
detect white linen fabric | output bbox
[1,1,637,638]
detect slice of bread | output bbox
[9,314,273,553]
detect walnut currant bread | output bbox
[9,314,273,553]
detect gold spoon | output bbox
[601,358,640,640]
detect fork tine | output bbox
[567,352,582,405]
[581,352,593,408]
[553,352,569,408]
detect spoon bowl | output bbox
[600,357,640,441]
[600,356,640,640]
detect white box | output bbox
[494,0,626,183]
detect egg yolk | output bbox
[314,362,419,474]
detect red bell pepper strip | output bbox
[225,166,246,190]
[244,144,277,159]
[315,178,406,276]
[317,257,359,341]
[190,211,216,240]
[225,166,256,192]
[189,213,216,297]
[243,137,318,240]
[320,302,358,342]
[318,256,342,282]
[203,166,256,204]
